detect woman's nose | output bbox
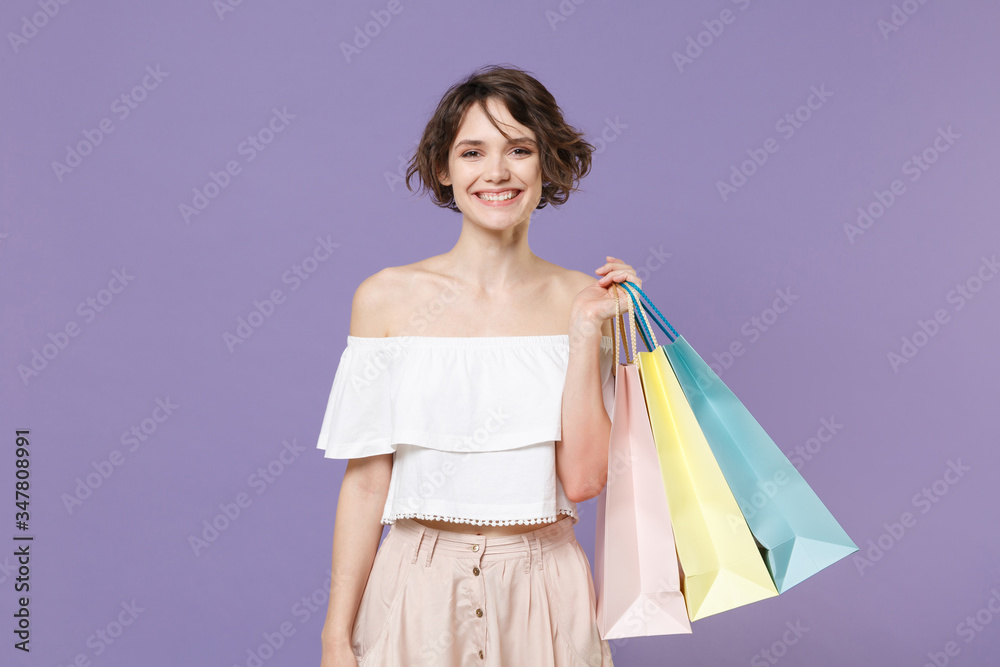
[484,154,510,181]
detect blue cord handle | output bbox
[617,282,679,350]
[640,299,677,343]
[612,283,652,351]
[618,283,654,349]
[630,283,679,340]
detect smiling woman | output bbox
[404,65,593,213]
[317,64,640,667]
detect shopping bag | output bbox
[614,282,779,621]
[594,288,691,639]
[619,281,858,593]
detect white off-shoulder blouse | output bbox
[315,334,616,526]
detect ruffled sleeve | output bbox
[315,338,397,459]
[315,334,617,459]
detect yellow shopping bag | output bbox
[629,289,778,621]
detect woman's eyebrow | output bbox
[454,137,538,150]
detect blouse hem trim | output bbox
[381,508,578,527]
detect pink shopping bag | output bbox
[594,287,691,639]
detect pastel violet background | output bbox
[1,1,998,665]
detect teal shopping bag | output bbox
[618,281,858,593]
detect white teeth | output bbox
[476,190,518,201]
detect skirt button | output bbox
[471,544,479,552]
[473,566,480,576]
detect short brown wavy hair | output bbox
[405,64,595,212]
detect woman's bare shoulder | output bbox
[356,261,439,296]
[350,260,451,336]
[528,257,591,291]
[349,265,420,336]
[541,263,601,307]
[562,266,599,292]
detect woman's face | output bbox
[439,97,543,228]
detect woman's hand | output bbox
[580,255,643,317]
[569,255,643,343]
[596,254,642,297]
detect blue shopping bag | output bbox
[618,281,858,593]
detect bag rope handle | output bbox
[620,281,666,352]
[614,281,655,351]
[612,284,639,367]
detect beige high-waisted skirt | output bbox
[350,514,615,667]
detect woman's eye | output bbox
[512,148,532,156]
[461,150,480,158]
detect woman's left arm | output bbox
[556,256,641,503]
